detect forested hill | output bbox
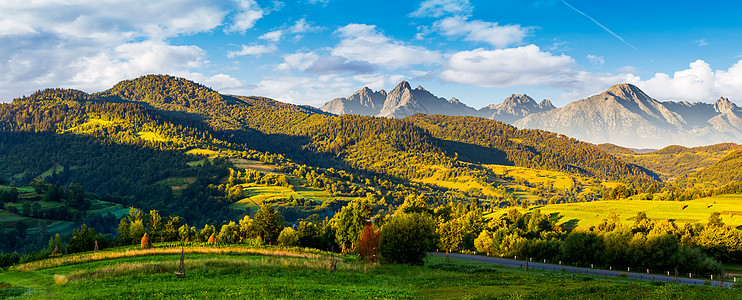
[599,142,742,181]
[675,149,742,187]
[405,114,657,181]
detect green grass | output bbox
[487,194,742,229]
[0,246,739,299]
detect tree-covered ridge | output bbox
[404,114,655,181]
[676,149,742,188]
[602,143,742,181]
[230,95,330,116]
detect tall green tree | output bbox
[334,199,372,253]
[254,204,285,245]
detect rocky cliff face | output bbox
[319,87,387,116]
[320,82,546,120]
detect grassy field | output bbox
[230,184,360,210]
[487,194,742,229]
[0,244,739,299]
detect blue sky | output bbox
[1,0,741,108]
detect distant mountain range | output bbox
[320,81,553,121]
[320,82,742,148]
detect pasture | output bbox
[487,194,742,229]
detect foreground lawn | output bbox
[1,245,741,299]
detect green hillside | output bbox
[2,75,741,295]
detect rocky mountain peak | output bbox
[391,81,412,92]
[415,85,426,91]
[539,99,555,110]
[450,97,461,104]
[714,97,736,113]
[605,83,650,101]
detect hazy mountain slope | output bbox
[514,84,742,148]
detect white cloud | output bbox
[227,44,277,58]
[434,16,529,48]
[634,59,742,101]
[0,0,255,101]
[68,41,206,91]
[587,54,604,65]
[352,74,407,91]
[410,0,472,18]
[227,0,265,33]
[276,52,320,71]
[440,45,576,87]
[259,18,323,41]
[250,74,357,105]
[696,39,708,47]
[332,24,442,68]
[259,30,285,41]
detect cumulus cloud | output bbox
[434,16,530,48]
[227,0,265,33]
[68,41,206,90]
[276,52,320,71]
[440,45,576,87]
[634,59,742,101]
[227,44,277,58]
[410,0,472,18]
[0,0,257,101]
[332,24,442,68]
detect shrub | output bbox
[379,213,436,265]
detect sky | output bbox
[1,0,741,108]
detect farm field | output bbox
[486,194,742,229]
[229,184,361,210]
[1,244,739,299]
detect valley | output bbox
[0,75,740,298]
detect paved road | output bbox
[430,252,736,288]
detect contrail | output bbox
[561,0,641,53]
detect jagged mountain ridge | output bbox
[321,82,742,148]
[319,81,553,121]
[515,84,742,148]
